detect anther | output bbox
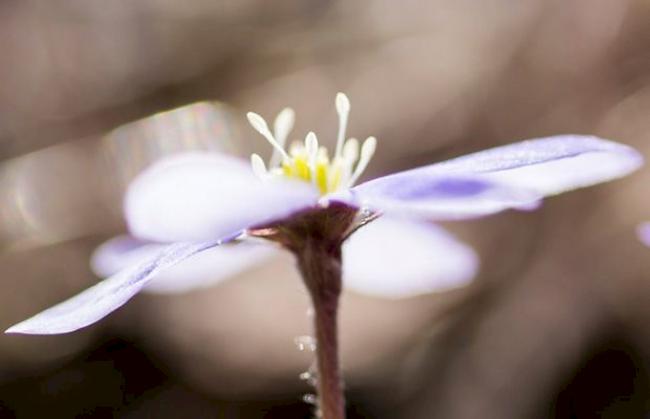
[348,136,376,186]
[247,112,290,161]
[334,93,350,159]
[250,154,268,179]
[271,108,295,166]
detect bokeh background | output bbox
[1,1,650,417]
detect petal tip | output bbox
[561,134,644,176]
[637,222,650,247]
[4,325,21,335]
[4,321,65,336]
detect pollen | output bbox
[280,143,341,194]
[247,93,376,195]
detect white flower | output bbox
[5,94,643,335]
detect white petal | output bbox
[342,217,478,298]
[6,239,227,335]
[91,235,274,294]
[125,152,319,242]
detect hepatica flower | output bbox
[6,93,642,418]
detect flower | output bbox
[5,94,643,335]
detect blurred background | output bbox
[1,0,650,417]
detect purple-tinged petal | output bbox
[6,237,235,335]
[339,135,641,220]
[91,235,274,294]
[410,135,643,196]
[125,152,320,243]
[334,176,540,220]
[637,222,650,248]
[342,217,478,298]
[91,235,156,278]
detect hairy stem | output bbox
[297,241,346,419]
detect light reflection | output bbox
[101,101,237,188]
[0,102,238,250]
[0,145,94,250]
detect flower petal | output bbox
[90,235,157,278]
[341,135,641,220]
[637,222,650,248]
[414,135,642,195]
[342,217,478,298]
[125,152,320,242]
[91,235,274,294]
[337,176,541,220]
[6,238,232,335]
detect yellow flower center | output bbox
[247,93,376,195]
[281,143,341,194]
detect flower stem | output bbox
[297,240,346,419]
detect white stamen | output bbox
[305,132,319,182]
[342,138,359,164]
[246,93,375,194]
[305,132,318,157]
[250,153,268,179]
[271,108,295,166]
[335,138,359,190]
[247,112,290,161]
[348,136,376,186]
[334,92,350,159]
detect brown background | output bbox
[0,1,650,418]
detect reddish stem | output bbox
[297,240,346,419]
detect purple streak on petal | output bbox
[379,178,491,200]
[5,234,238,335]
[637,222,650,248]
[342,217,478,298]
[335,175,540,220]
[423,135,643,195]
[339,135,641,220]
[91,235,274,294]
[125,152,319,243]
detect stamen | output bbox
[348,136,376,186]
[271,108,295,167]
[305,132,319,182]
[247,112,290,161]
[342,138,359,164]
[334,93,350,159]
[330,138,359,191]
[250,153,268,179]
[247,93,376,195]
